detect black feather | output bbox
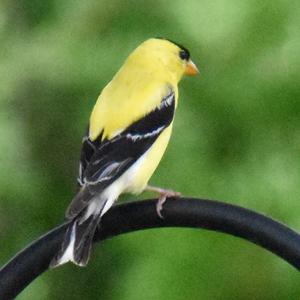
[51,89,176,267]
[78,90,175,191]
[155,37,190,60]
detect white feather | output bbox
[55,222,76,265]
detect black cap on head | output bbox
[156,37,190,60]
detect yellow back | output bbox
[89,38,187,141]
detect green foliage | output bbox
[1,0,300,299]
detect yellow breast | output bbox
[123,124,173,194]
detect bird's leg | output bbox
[145,185,181,218]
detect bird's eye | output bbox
[179,50,189,61]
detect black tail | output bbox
[50,210,101,268]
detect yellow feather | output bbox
[53,38,198,267]
[89,38,186,141]
[90,79,177,141]
[88,38,195,193]
[124,125,173,194]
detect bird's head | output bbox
[127,38,199,83]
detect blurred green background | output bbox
[1,0,300,299]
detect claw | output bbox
[156,195,166,219]
[145,185,181,218]
[155,190,181,219]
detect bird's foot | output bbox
[145,185,181,218]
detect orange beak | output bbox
[185,60,199,76]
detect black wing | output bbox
[69,89,175,217]
[77,129,103,187]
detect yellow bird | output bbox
[50,38,198,267]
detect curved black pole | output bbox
[1,198,300,299]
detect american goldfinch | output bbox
[50,38,198,267]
